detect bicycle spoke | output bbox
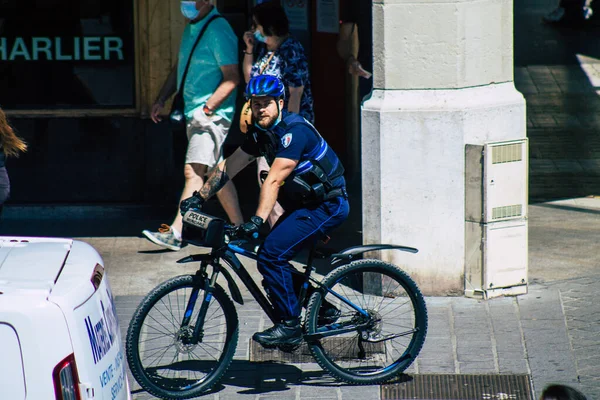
[144,342,177,368]
[143,313,178,336]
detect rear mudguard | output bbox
[331,244,418,265]
[177,254,244,305]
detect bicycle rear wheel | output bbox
[126,275,238,399]
[305,260,427,384]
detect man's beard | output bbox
[255,112,279,130]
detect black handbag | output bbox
[169,14,222,132]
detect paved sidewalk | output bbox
[514,0,600,202]
[84,197,600,400]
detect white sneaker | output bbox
[142,224,182,251]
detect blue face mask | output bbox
[274,109,282,126]
[254,30,267,43]
[181,1,200,20]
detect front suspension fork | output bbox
[180,261,220,345]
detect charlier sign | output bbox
[0,36,125,61]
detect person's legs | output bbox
[175,162,246,229]
[143,112,243,249]
[142,162,207,251]
[253,210,316,347]
[171,163,208,233]
[216,180,243,226]
[290,268,341,323]
[0,166,10,219]
[253,198,349,346]
[0,167,10,205]
[202,115,243,226]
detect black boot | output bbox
[252,317,303,348]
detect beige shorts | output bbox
[185,108,231,168]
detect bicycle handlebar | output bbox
[223,224,259,241]
[183,208,259,246]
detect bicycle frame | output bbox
[175,239,388,345]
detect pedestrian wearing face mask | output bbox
[142,0,244,251]
[242,1,314,228]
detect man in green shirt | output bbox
[143,0,243,251]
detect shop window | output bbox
[0,0,135,110]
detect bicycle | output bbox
[126,209,428,399]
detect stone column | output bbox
[362,0,527,295]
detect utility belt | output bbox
[322,186,348,202]
[307,183,347,205]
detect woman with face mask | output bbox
[141,0,244,251]
[242,2,314,228]
[242,2,313,124]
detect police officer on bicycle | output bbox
[180,74,350,348]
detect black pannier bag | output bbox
[182,210,226,248]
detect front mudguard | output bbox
[330,244,418,266]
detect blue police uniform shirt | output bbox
[241,115,314,157]
[241,112,345,209]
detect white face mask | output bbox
[181,1,200,20]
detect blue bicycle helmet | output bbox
[244,74,285,100]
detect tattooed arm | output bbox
[180,148,255,215]
[198,147,256,201]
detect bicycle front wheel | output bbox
[126,275,239,399]
[305,260,427,384]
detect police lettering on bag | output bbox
[184,211,212,230]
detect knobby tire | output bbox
[305,260,427,384]
[126,275,239,399]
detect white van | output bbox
[0,236,131,400]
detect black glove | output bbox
[235,216,264,239]
[180,191,205,216]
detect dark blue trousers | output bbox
[257,197,350,320]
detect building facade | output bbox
[1,0,355,206]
